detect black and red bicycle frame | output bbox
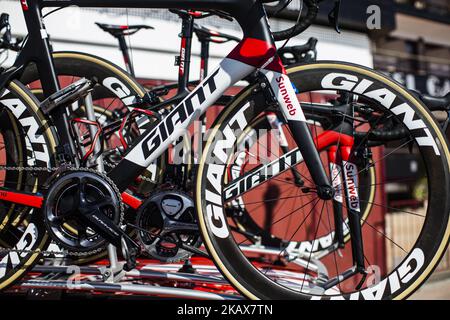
[0,0,333,247]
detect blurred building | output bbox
[277,0,449,96]
[374,0,450,97]
[1,0,449,93]
[1,0,373,81]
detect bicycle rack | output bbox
[19,243,331,299]
[239,245,330,279]
[20,279,238,300]
[21,245,240,299]
[30,264,228,286]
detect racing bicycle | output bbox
[0,0,449,300]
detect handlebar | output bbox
[267,0,320,41]
[0,13,23,52]
[355,127,408,143]
[278,37,317,64]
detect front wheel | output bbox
[195,62,450,300]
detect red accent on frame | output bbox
[119,108,154,150]
[20,0,28,11]
[327,145,338,163]
[71,118,103,162]
[314,130,354,152]
[120,25,129,30]
[123,54,129,65]
[227,38,285,73]
[0,189,43,208]
[200,58,205,81]
[179,37,187,77]
[188,10,204,18]
[121,192,142,209]
[339,146,352,162]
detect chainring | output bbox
[43,168,123,254]
[136,190,200,262]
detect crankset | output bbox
[43,168,140,269]
[135,190,201,262]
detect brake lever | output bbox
[328,0,342,34]
[0,13,9,30]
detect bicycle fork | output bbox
[261,70,333,199]
[323,113,367,289]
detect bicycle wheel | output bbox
[0,80,56,290]
[228,110,376,257]
[196,62,450,299]
[20,51,166,191]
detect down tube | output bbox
[262,69,332,192]
[108,58,255,191]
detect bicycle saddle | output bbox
[95,22,154,37]
[193,24,240,43]
[419,92,450,111]
[278,37,318,65]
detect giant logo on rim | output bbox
[205,102,252,238]
[321,73,441,156]
[311,248,425,300]
[0,93,50,167]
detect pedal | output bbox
[178,259,197,274]
[41,78,95,115]
[121,236,138,271]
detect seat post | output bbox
[177,12,194,95]
[117,34,135,76]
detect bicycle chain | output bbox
[0,164,124,258]
[104,160,155,183]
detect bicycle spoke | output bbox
[300,200,325,292]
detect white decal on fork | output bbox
[262,70,307,122]
[342,161,361,212]
[330,162,344,203]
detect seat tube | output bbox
[177,13,194,94]
[117,35,135,76]
[22,0,78,163]
[200,40,209,81]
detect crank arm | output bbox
[162,220,198,234]
[79,208,139,251]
